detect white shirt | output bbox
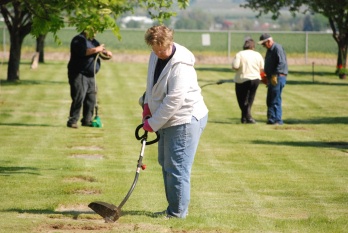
[232,49,264,83]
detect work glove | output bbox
[271,75,278,86]
[142,103,152,122]
[143,119,154,132]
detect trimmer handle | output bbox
[135,123,160,145]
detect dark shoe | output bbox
[81,121,92,127]
[67,122,78,128]
[241,118,247,124]
[246,118,256,124]
[267,120,279,125]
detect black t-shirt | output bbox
[153,45,176,85]
[67,33,101,77]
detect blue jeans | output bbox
[158,114,208,218]
[267,75,286,124]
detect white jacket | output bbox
[144,43,208,131]
[232,49,264,83]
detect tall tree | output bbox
[0,0,190,82]
[0,0,32,81]
[242,0,348,78]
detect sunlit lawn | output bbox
[0,61,347,233]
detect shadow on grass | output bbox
[286,116,348,124]
[252,140,348,150]
[196,67,231,73]
[0,123,53,127]
[209,118,238,125]
[121,210,162,218]
[200,80,234,89]
[0,79,66,86]
[290,70,334,77]
[4,208,158,219]
[3,208,93,220]
[0,166,40,176]
[286,80,348,86]
[278,70,348,86]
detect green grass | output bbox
[0,61,347,232]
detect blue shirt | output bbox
[264,42,288,77]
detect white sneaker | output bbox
[153,210,174,219]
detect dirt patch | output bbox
[36,221,114,233]
[70,154,104,160]
[70,146,104,151]
[36,221,230,233]
[274,126,310,131]
[56,204,92,213]
[73,189,101,195]
[64,175,97,182]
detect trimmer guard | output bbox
[88,201,120,222]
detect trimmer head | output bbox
[88,201,121,222]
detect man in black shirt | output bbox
[258,33,288,125]
[67,30,112,128]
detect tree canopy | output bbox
[0,0,189,81]
[27,0,190,41]
[242,0,348,77]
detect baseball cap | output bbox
[258,33,272,44]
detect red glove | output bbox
[143,119,154,132]
[142,104,151,121]
[260,71,267,85]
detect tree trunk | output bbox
[1,1,32,82]
[330,17,348,78]
[336,38,348,68]
[334,35,348,79]
[7,30,23,81]
[36,34,46,63]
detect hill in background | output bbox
[175,0,329,32]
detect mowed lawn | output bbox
[0,61,347,233]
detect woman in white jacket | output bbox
[142,25,208,218]
[232,38,264,124]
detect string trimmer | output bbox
[88,123,160,222]
[200,79,234,89]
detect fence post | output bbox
[228,31,231,61]
[305,31,308,64]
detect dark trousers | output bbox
[235,79,260,122]
[68,73,96,124]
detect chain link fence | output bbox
[1,27,337,64]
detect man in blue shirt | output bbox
[258,33,288,125]
[67,30,112,128]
